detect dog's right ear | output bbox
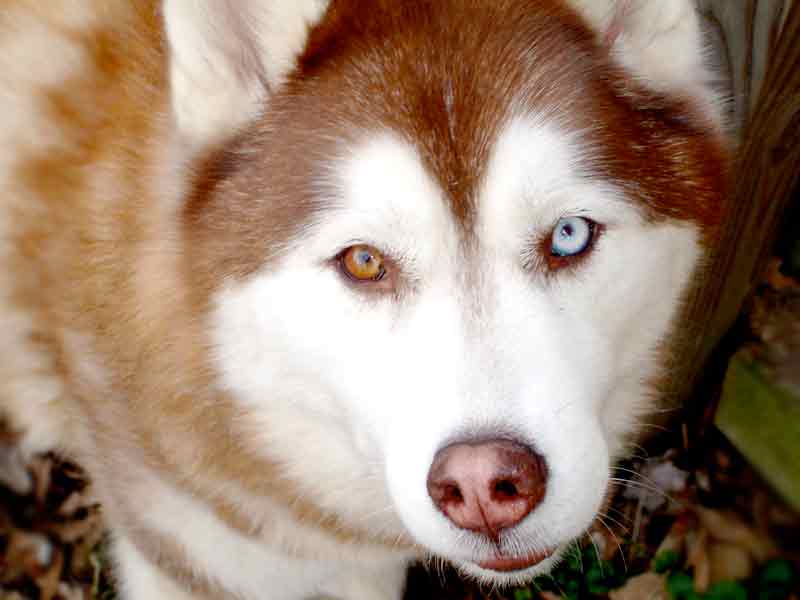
[163,0,329,147]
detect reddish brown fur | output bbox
[185,0,728,301]
[4,1,413,585]
[2,0,728,594]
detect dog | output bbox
[0,0,728,598]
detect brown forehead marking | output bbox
[182,0,598,294]
[298,0,729,237]
[296,0,598,230]
[184,0,728,297]
[304,0,727,233]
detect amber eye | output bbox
[340,244,386,282]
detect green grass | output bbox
[506,545,797,600]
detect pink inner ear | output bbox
[602,0,634,48]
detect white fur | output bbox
[211,114,703,589]
[116,467,409,600]
[163,0,330,146]
[0,5,91,465]
[115,537,197,600]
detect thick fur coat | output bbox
[0,1,728,598]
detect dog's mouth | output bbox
[477,548,554,573]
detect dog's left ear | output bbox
[163,0,329,147]
[571,0,722,123]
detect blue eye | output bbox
[550,217,594,257]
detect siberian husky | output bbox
[0,0,728,598]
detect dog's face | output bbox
[171,0,727,585]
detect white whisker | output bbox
[596,515,628,574]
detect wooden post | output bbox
[666,1,800,410]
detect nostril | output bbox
[442,482,463,504]
[428,477,466,508]
[427,437,548,537]
[492,478,519,500]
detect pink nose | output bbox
[426,439,547,541]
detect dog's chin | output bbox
[450,545,565,586]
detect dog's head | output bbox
[166,0,727,583]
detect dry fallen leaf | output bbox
[624,458,689,513]
[764,259,800,292]
[30,454,53,507]
[707,541,754,583]
[686,528,711,592]
[34,547,64,600]
[58,582,88,600]
[609,572,668,600]
[695,507,778,562]
[4,530,54,578]
[0,443,32,496]
[58,491,88,517]
[653,517,689,560]
[50,504,103,544]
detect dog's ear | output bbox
[571,0,721,118]
[163,0,329,146]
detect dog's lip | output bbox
[477,549,554,572]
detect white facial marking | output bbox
[212,117,702,585]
